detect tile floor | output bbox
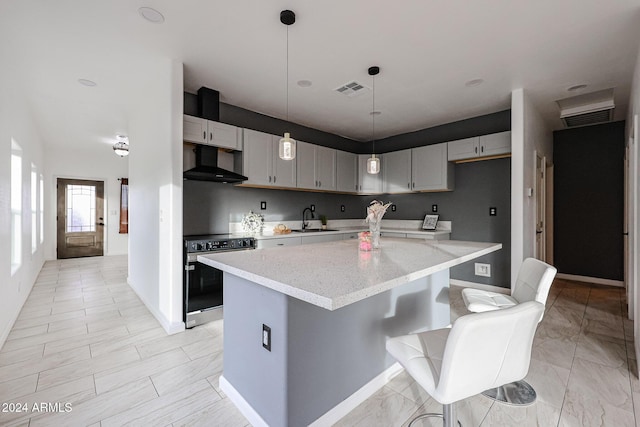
[0,256,637,426]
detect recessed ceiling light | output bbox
[138,7,165,23]
[465,79,484,87]
[78,79,97,87]
[370,111,382,116]
[297,80,312,87]
[567,84,588,92]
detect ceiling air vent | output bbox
[334,81,369,97]
[557,88,615,128]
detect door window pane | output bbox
[11,140,22,273]
[66,185,96,232]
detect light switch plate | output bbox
[260,201,267,210]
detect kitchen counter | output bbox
[199,238,499,310]
[199,238,501,427]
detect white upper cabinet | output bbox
[447,131,511,161]
[336,150,358,193]
[357,155,383,194]
[183,114,241,150]
[242,129,296,188]
[383,149,412,193]
[296,142,336,191]
[411,143,454,191]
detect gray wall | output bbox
[184,92,511,286]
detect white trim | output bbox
[126,277,185,335]
[309,362,403,427]
[556,273,624,288]
[219,375,269,427]
[450,279,510,294]
[220,364,403,427]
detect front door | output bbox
[57,178,105,259]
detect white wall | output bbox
[127,58,184,335]
[44,147,128,260]
[0,82,47,348]
[627,43,640,365]
[511,88,553,285]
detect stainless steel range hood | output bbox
[183,145,248,183]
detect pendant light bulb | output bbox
[367,154,380,174]
[279,132,296,160]
[279,10,296,160]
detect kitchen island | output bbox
[199,238,501,427]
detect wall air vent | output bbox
[334,81,369,97]
[557,88,615,128]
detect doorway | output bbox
[56,178,105,259]
[535,152,547,261]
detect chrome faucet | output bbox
[302,207,314,230]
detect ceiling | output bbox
[2,1,640,149]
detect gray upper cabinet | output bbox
[336,150,358,193]
[242,129,296,188]
[447,131,511,162]
[183,114,241,150]
[383,149,412,193]
[411,143,454,191]
[296,142,336,191]
[357,154,383,194]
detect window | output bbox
[31,164,37,254]
[119,178,128,234]
[66,184,96,232]
[39,174,44,244]
[11,140,22,274]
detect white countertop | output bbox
[198,238,501,310]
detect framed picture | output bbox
[422,214,439,231]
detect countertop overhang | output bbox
[198,238,501,310]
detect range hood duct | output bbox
[557,88,615,128]
[183,145,248,183]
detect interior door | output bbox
[57,178,105,259]
[535,153,546,260]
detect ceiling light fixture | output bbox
[78,79,97,87]
[278,10,296,161]
[138,7,165,24]
[113,135,129,157]
[567,84,588,92]
[367,66,381,175]
[465,78,484,87]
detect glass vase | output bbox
[369,220,381,249]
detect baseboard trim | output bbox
[309,362,403,426]
[450,279,510,294]
[220,363,403,427]
[126,277,185,335]
[556,273,624,288]
[219,375,269,427]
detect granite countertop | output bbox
[235,226,451,240]
[198,238,501,310]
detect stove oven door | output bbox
[184,256,224,328]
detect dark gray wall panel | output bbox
[553,121,625,280]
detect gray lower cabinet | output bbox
[301,234,341,245]
[257,236,302,249]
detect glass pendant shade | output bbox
[367,154,380,174]
[279,132,296,160]
[113,141,129,157]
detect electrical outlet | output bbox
[489,207,497,216]
[310,204,315,212]
[432,204,438,213]
[340,205,345,212]
[262,324,271,351]
[260,201,267,210]
[391,204,396,212]
[475,263,491,277]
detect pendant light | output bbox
[278,10,296,161]
[367,66,380,174]
[113,135,129,157]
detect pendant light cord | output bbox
[372,73,376,155]
[286,25,289,122]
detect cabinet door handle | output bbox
[407,182,410,189]
[412,182,415,188]
[203,131,206,139]
[210,132,213,141]
[269,176,272,183]
[274,176,276,183]
[475,146,478,154]
[481,146,484,153]
[319,181,321,187]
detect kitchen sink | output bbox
[291,228,339,233]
